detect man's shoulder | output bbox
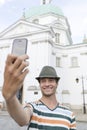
[59,103,70,110]
[58,103,74,115]
[28,100,42,106]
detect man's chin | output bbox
[42,92,53,97]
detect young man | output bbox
[2,54,76,130]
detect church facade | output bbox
[0,0,87,111]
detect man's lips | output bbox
[43,86,53,90]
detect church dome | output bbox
[25,4,64,18]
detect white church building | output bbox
[0,0,87,111]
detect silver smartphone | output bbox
[11,38,28,56]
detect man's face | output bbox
[39,78,58,97]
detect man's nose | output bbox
[45,80,50,86]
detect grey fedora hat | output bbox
[36,66,60,81]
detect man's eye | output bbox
[49,79,54,82]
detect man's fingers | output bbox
[6,54,17,65]
[6,54,29,72]
[13,55,29,69]
[3,54,29,101]
[18,69,29,82]
[17,61,29,73]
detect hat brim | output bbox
[36,76,60,81]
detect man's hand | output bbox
[2,54,29,101]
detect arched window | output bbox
[33,19,39,24]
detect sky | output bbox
[0,0,87,44]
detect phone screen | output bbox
[12,38,28,56]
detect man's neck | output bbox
[40,95,58,110]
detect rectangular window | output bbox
[56,57,61,67]
[55,33,60,43]
[71,57,78,67]
[34,91,38,95]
